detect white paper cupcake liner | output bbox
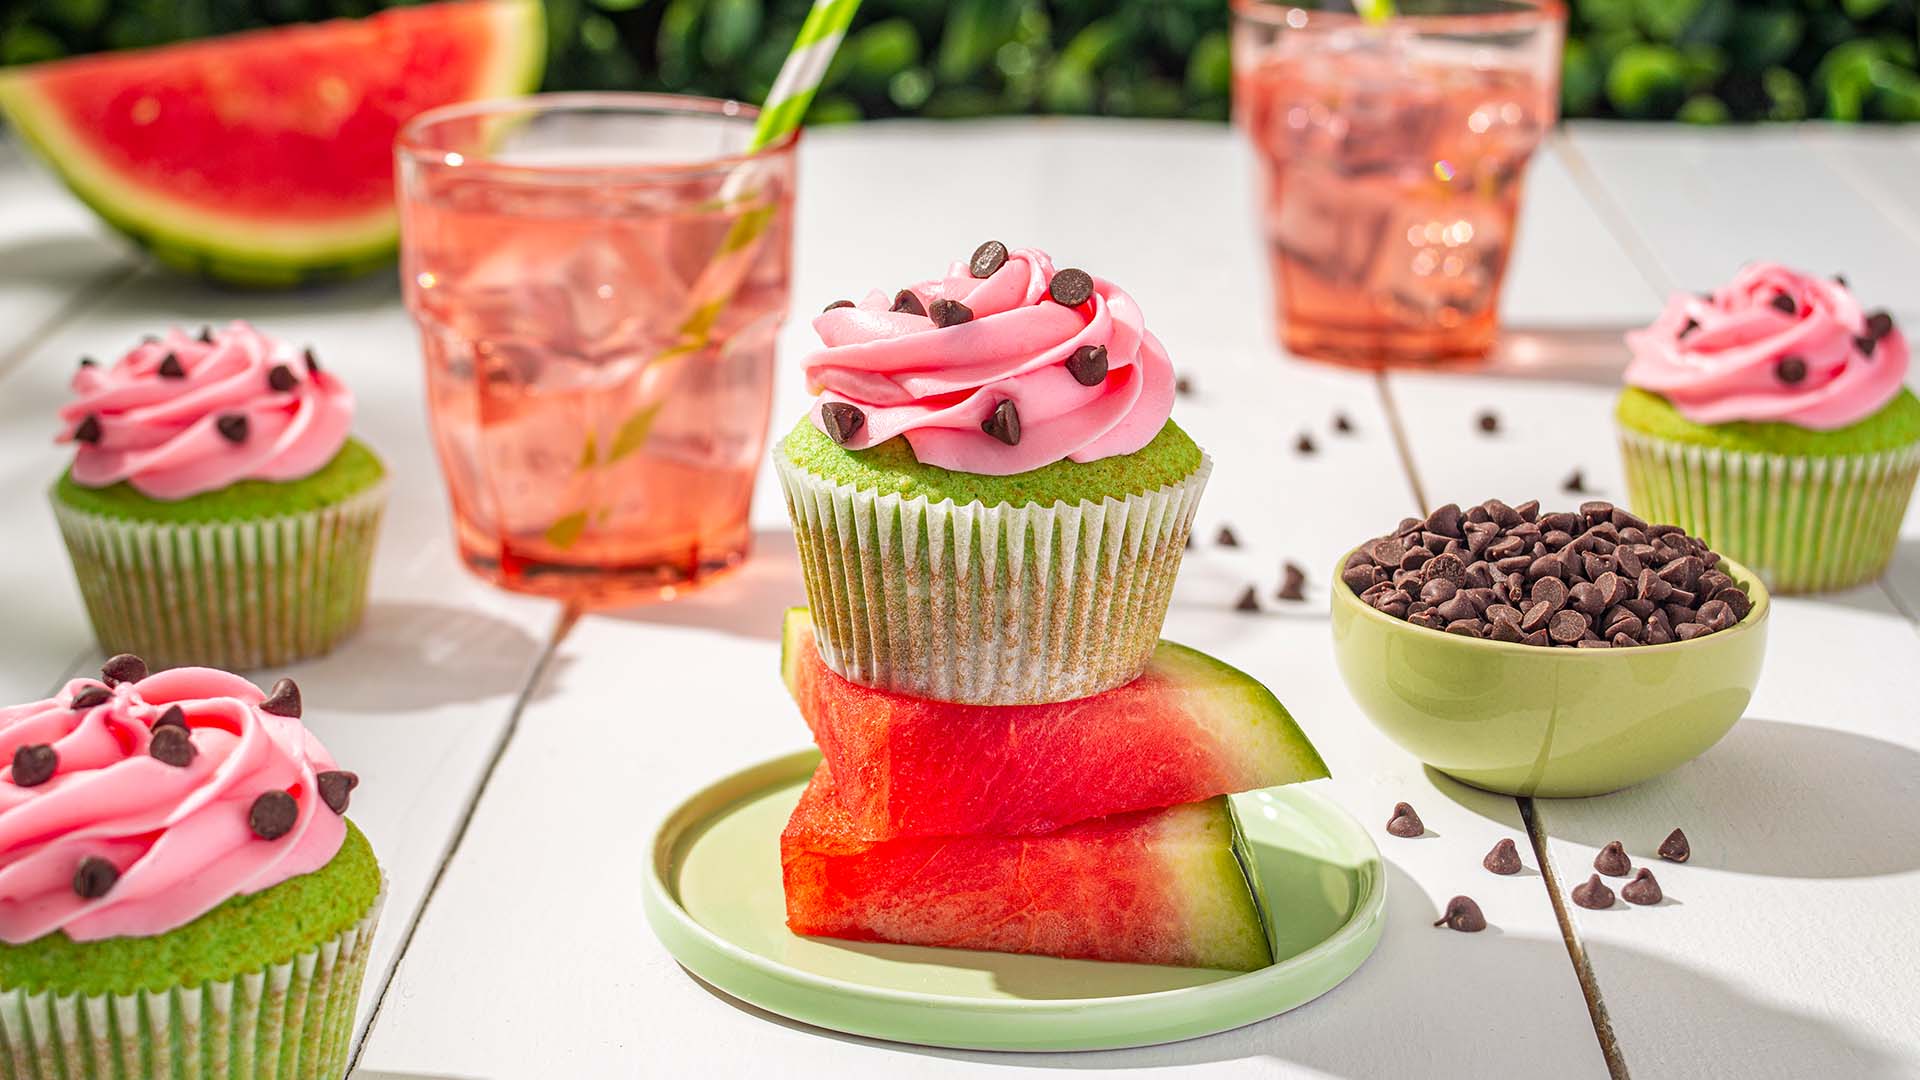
[1619,429,1920,594]
[51,482,388,672]
[775,454,1211,705]
[0,893,382,1080]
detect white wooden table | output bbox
[2,119,1916,1080]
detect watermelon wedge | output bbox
[782,763,1274,971]
[0,0,545,287]
[781,607,1328,839]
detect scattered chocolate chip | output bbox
[928,298,973,327]
[11,744,57,787]
[1233,586,1261,613]
[822,299,854,312]
[304,348,322,375]
[1386,801,1425,838]
[1483,838,1523,875]
[818,402,865,446]
[71,686,110,710]
[216,414,249,444]
[1658,828,1691,863]
[1775,356,1807,384]
[969,240,1009,279]
[1277,562,1308,602]
[1476,411,1500,434]
[1333,412,1354,434]
[1571,874,1615,910]
[248,790,298,840]
[1770,292,1797,316]
[157,352,186,378]
[1174,375,1194,397]
[1594,840,1632,877]
[101,654,147,686]
[1066,345,1109,386]
[1621,867,1663,905]
[1216,526,1240,548]
[197,325,215,344]
[73,856,119,899]
[1048,268,1095,307]
[149,726,196,767]
[1433,895,1486,932]
[153,704,187,730]
[1296,433,1317,455]
[73,414,103,445]
[1865,310,1895,340]
[981,399,1022,446]
[316,770,359,814]
[1562,469,1587,495]
[890,289,926,316]
[267,364,298,393]
[259,677,302,718]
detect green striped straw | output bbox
[749,0,863,150]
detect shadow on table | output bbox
[1436,717,1920,879]
[0,234,129,296]
[296,599,563,713]
[114,263,402,322]
[685,859,1899,1078]
[597,529,805,643]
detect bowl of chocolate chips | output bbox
[1330,498,1770,797]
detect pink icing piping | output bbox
[802,247,1175,475]
[57,321,354,500]
[1624,263,1908,430]
[0,668,347,944]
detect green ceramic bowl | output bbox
[1330,552,1770,797]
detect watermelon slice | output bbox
[0,0,545,287]
[781,607,1328,839]
[782,764,1273,971]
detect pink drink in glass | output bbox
[398,95,795,606]
[1232,1,1563,366]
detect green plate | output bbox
[642,749,1385,1052]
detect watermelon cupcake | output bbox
[774,243,1206,705]
[51,322,388,670]
[0,657,381,1079]
[1618,263,1920,593]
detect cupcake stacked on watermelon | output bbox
[774,244,1327,970]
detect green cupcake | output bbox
[1617,264,1920,594]
[50,324,387,671]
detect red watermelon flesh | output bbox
[780,608,1327,840]
[782,764,1273,971]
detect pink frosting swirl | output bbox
[0,666,350,944]
[56,321,354,500]
[1625,263,1908,429]
[803,246,1175,475]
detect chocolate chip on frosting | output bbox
[1775,355,1807,384]
[928,298,973,328]
[304,347,323,375]
[981,399,1022,446]
[890,289,926,316]
[317,770,360,814]
[818,402,865,446]
[153,704,188,731]
[248,790,299,840]
[1770,292,1797,316]
[969,240,1009,279]
[101,653,147,686]
[259,678,302,718]
[198,325,215,344]
[71,686,111,710]
[216,414,250,444]
[158,352,187,378]
[11,745,57,787]
[1066,345,1109,386]
[73,414,103,444]
[1865,310,1895,340]
[822,299,854,312]
[73,856,119,899]
[149,726,197,768]
[1047,268,1094,308]
[79,356,97,369]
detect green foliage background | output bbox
[2,0,1916,122]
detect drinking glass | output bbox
[398,94,796,606]
[1232,1,1564,366]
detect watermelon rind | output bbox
[0,0,546,288]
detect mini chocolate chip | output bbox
[71,686,110,710]
[1548,609,1588,644]
[1865,310,1894,340]
[1679,317,1698,337]
[216,414,249,444]
[153,704,188,730]
[1175,375,1194,397]
[818,402,865,445]
[1277,562,1308,602]
[198,325,215,344]
[1386,801,1425,838]
[1770,292,1797,315]
[259,677,302,718]
[78,356,97,369]
[73,414,103,444]
[101,653,147,686]
[1066,345,1109,386]
[1571,874,1615,910]
[73,856,119,899]
[1658,828,1691,863]
[317,770,359,814]
[1834,273,1848,287]
[822,299,854,312]
[157,352,186,378]
[304,348,322,375]
[1233,586,1261,613]
[1333,412,1354,434]
[1296,433,1317,455]
[969,240,1009,278]
[1217,526,1240,548]
[1621,867,1663,905]
[1562,468,1587,495]
[890,289,926,315]
[1048,268,1094,307]
[1476,411,1500,434]
[11,744,57,787]
[981,399,1021,446]
[928,298,973,327]
[1434,895,1486,932]
[149,726,197,768]
[248,790,299,840]
[1424,503,1465,538]
[1484,838,1523,875]
[1775,356,1807,384]
[1594,840,1632,877]
[267,364,298,392]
